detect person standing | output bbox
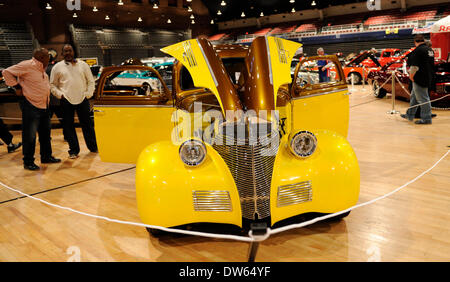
[317,47,330,83]
[0,118,22,153]
[401,34,435,124]
[50,44,97,159]
[2,48,61,170]
[46,49,67,141]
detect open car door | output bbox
[290,55,350,137]
[93,65,175,164]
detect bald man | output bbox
[2,48,61,170]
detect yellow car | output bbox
[93,36,360,235]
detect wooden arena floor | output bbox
[0,85,449,262]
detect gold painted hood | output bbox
[161,36,301,120]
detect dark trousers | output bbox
[49,104,67,140]
[0,118,13,145]
[20,99,53,165]
[61,97,97,155]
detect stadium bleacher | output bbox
[0,23,34,68]
[210,4,446,46]
[70,26,187,66]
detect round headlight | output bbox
[289,131,317,158]
[179,139,207,167]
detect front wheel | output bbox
[146,227,168,237]
[348,72,362,85]
[373,80,387,98]
[327,211,351,222]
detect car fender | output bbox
[135,140,242,228]
[270,129,360,225]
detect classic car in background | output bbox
[342,51,382,84]
[92,36,360,235]
[361,48,404,67]
[368,58,450,108]
[108,69,163,95]
[153,61,173,91]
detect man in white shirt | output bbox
[50,44,97,158]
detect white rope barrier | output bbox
[270,149,449,235]
[0,149,448,243]
[392,75,450,111]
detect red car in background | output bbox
[361,48,403,67]
[368,58,450,109]
[342,51,381,84]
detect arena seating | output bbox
[0,23,34,68]
[215,3,446,45]
[71,26,187,66]
[270,25,296,35]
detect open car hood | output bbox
[346,51,382,68]
[161,36,301,121]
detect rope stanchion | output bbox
[387,71,400,115]
[350,73,356,92]
[392,75,450,111]
[361,66,368,92]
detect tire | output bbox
[141,83,153,95]
[373,80,387,98]
[327,211,351,222]
[145,227,168,237]
[348,72,362,85]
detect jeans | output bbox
[20,99,53,165]
[61,97,97,155]
[319,70,330,83]
[406,82,432,122]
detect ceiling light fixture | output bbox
[260,12,264,17]
[45,3,52,10]
[105,15,110,20]
[312,1,316,6]
[191,19,195,24]
[167,19,171,23]
[118,0,124,5]
[187,0,191,2]
[291,8,295,12]
[221,1,226,6]
[153,3,158,9]
[290,0,295,3]
[187,6,192,12]
[190,14,195,19]
[217,10,222,15]
[93,6,98,12]
[73,12,78,18]
[210,19,214,24]
[138,17,142,22]
[241,12,245,17]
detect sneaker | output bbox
[69,153,79,159]
[400,114,413,121]
[7,142,22,153]
[415,119,432,125]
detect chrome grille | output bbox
[277,181,312,207]
[212,122,279,220]
[192,190,232,212]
